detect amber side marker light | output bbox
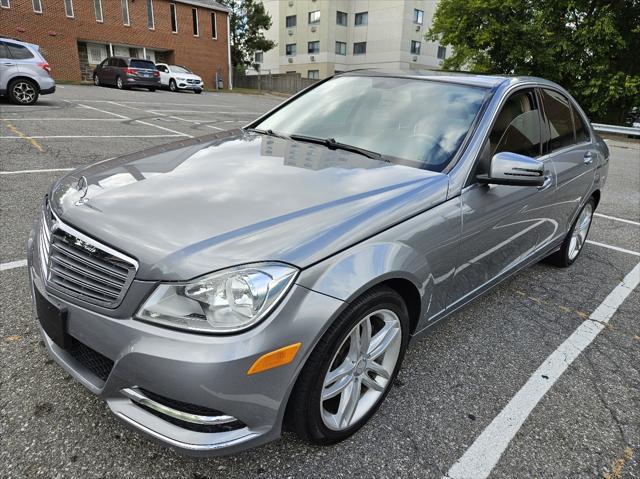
[247,342,302,375]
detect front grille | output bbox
[67,338,115,382]
[187,79,200,84]
[39,205,137,308]
[137,389,246,433]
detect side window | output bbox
[5,42,35,60]
[0,42,9,59]
[540,89,574,152]
[98,59,108,68]
[572,107,590,143]
[118,59,128,68]
[107,58,116,67]
[489,90,542,158]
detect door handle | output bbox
[583,152,594,165]
[538,176,552,191]
[1,62,15,66]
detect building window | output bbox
[335,41,346,55]
[87,43,108,64]
[411,41,421,55]
[308,70,319,80]
[64,0,74,18]
[94,0,103,22]
[286,43,296,56]
[308,41,320,54]
[414,9,424,25]
[355,12,367,26]
[255,51,263,63]
[336,11,347,26]
[437,45,447,59]
[211,12,217,39]
[122,0,130,26]
[353,42,366,55]
[0,0,10,9]
[285,15,296,28]
[192,8,199,36]
[170,3,178,33]
[32,0,42,13]
[146,0,154,29]
[308,10,320,24]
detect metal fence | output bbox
[233,71,318,95]
[592,123,640,138]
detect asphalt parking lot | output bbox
[1,85,639,479]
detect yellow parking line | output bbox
[1,120,44,152]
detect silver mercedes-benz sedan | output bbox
[28,71,608,455]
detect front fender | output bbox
[297,241,430,319]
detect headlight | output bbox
[136,263,298,334]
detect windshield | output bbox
[254,75,488,171]
[171,65,192,73]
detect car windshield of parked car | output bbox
[254,75,488,171]
[130,59,156,69]
[171,65,191,73]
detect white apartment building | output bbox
[254,0,448,79]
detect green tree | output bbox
[427,0,640,124]
[219,0,276,72]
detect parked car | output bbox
[93,57,160,91]
[29,71,608,456]
[156,62,204,93]
[0,37,55,105]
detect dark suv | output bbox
[93,57,160,91]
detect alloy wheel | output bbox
[320,309,402,431]
[116,77,123,89]
[94,75,100,86]
[568,203,593,260]
[12,81,36,104]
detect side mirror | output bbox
[476,152,545,187]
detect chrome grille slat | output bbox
[38,203,137,308]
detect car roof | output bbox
[0,37,40,50]
[340,69,562,90]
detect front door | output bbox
[449,88,558,308]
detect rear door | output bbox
[156,64,170,85]
[4,41,36,78]
[538,88,597,233]
[0,41,15,91]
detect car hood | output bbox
[50,131,449,280]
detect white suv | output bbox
[0,37,55,105]
[155,63,203,94]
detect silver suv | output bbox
[0,37,55,105]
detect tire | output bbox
[286,286,410,445]
[194,89,202,94]
[546,198,595,267]
[93,74,100,86]
[169,79,177,92]
[8,79,39,105]
[116,76,124,90]
[148,87,156,92]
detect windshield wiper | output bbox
[288,134,382,160]
[246,127,290,139]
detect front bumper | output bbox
[176,81,203,90]
[27,220,344,456]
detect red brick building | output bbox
[0,0,231,88]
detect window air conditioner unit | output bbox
[288,57,293,63]
[288,29,294,36]
[310,55,316,61]
[412,55,418,62]
[415,25,421,32]
[311,26,317,32]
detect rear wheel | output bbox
[148,87,156,92]
[286,286,409,445]
[194,89,202,94]
[116,76,124,90]
[546,198,595,267]
[169,79,178,92]
[8,79,39,105]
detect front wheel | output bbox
[169,79,177,92]
[546,198,595,267]
[93,74,100,86]
[116,76,124,90]
[194,89,202,94]
[286,286,409,444]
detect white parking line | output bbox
[134,120,193,138]
[446,261,640,479]
[77,103,131,120]
[0,168,74,175]
[594,213,640,226]
[0,259,27,271]
[586,240,640,257]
